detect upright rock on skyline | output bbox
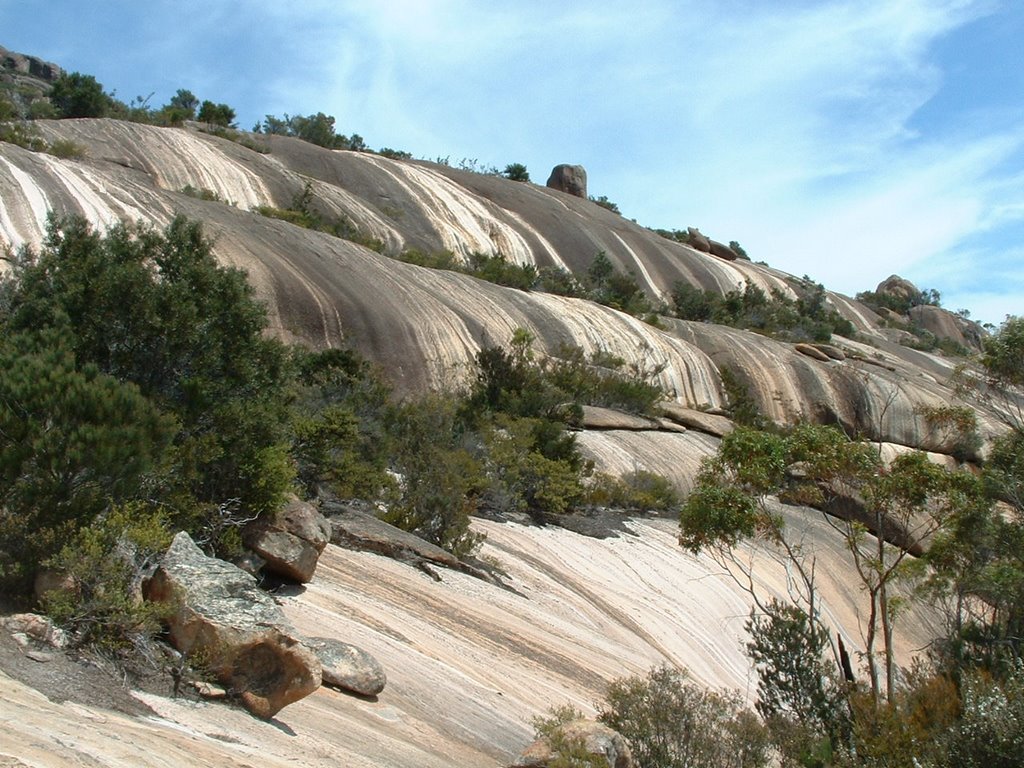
[546,164,588,198]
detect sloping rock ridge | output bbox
[0,118,1009,467]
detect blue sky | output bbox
[2,0,1021,326]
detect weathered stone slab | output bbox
[580,405,660,431]
[244,496,331,583]
[658,403,734,437]
[795,343,831,362]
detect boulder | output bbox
[795,343,832,362]
[812,343,846,361]
[875,275,920,307]
[0,613,69,649]
[305,637,386,696]
[659,403,734,437]
[512,719,635,767]
[0,45,62,81]
[243,496,331,583]
[580,405,660,431]
[708,239,738,261]
[145,532,322,719]
[545,164,587,198]
[686,227,711,253]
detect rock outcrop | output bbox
[0,45,62,81]
[512,719,635,767]
[145,532,321,718]
[686,227,711,253]
[908,304,985,352]
[875,274,920,306]
[708,238,738,261]
[243,496,331,583]
[545,164,587,198]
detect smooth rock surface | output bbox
[4,515,943,767]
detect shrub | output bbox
[947,661,1024,768]
[530,706,608,768]
[0,332,174,593]
[383,393,485,557]
[42,503,173,653]
[482,415,585,519]
[197,100,236,128]
[503,163,530,182]
[589,195,621,214]
[598,665,771,768]
[746,600,849,763]
[46,138,87,159]
[585,470,680,513]
[671,278,853,342]
[0,216,296,556]
[255,181,385,251]
[0,121,47,151]
[49,72,110,118]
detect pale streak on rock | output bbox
[577,429,720,493]
[0,154,52,250]
[611,231,661,296]
[351,153,538,264]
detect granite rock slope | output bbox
[0,118,1006,466]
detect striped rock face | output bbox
[0,117,994,768]
[0,119,1006,469]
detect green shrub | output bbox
[42,503,173,653]
[49,72,111,118]
[671,279,853,342]
[482,415,585,519]
[948,662,1024,768]
[46,138,87,159]
[0,332,174,593]
[503,163,530,182]
[585,470,680,513]
[383,393,485,557]
[598,666,771,768]
[530,706,608,768]
[0,216,296,558]
[0,121,47,151]
[256,181,384,251]
[181,184,224,202]
[746,600,849,763]
[589,195,621,214]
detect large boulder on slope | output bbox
[145,532,322,719]
[708,239,739,261]
[545,164,588,198]
[875,275,921,307]
[243,496,331,583]
[686,227,711,253]
[580,405,661,431]
[512,719,635,767]
[659,403,734,437]
[305,636,386,696]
